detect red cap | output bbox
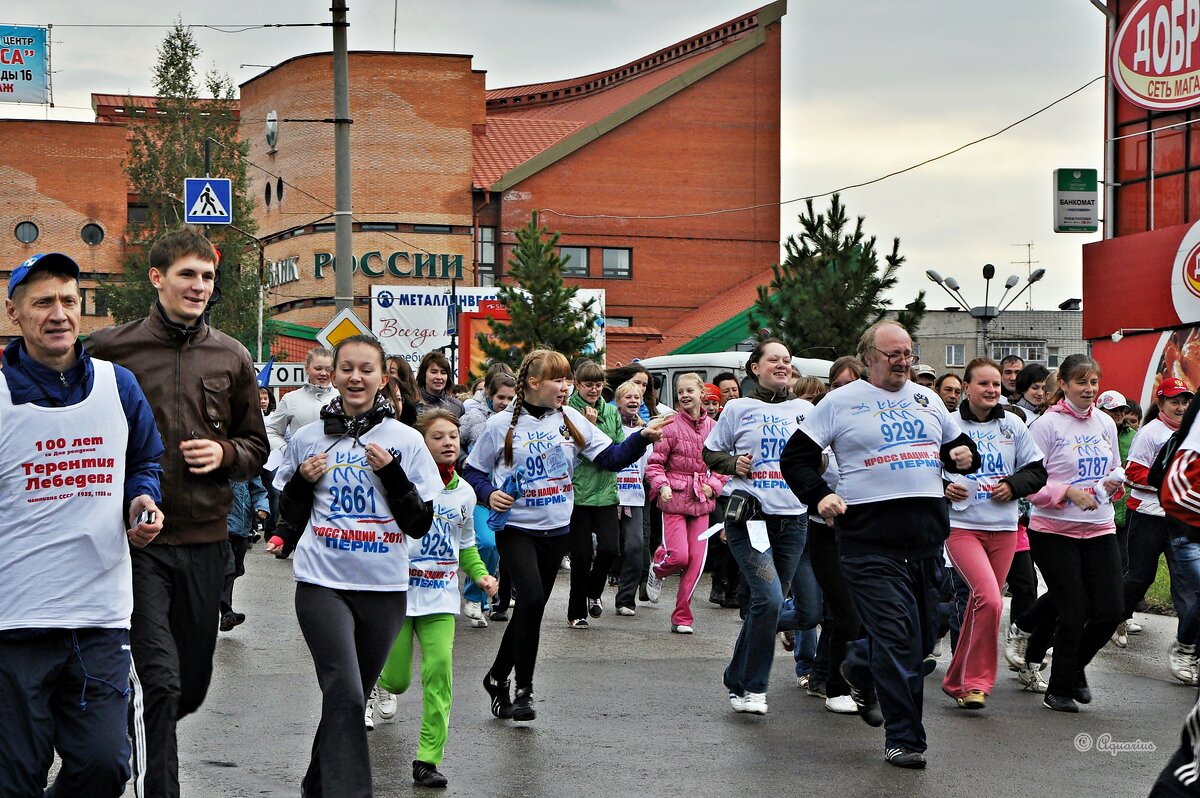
[1158,378,1194,398]
[703,383,721,403]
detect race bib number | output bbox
[541,444,571,481]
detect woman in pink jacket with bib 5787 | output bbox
[645,372,730,633]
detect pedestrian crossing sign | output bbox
[184,178,233,225]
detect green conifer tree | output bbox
[476,211,603,373]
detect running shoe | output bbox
[1127,620,1143,635]
[1042,694,1079,713]
[463,600,488,628]
[840,663,883,727]
[588,597,604,618]
[616,605,636,616]
[806,680,827,698]
[1004,622,1031,669]
[412,759,448,788]
[560,556,571,571]
[825,694,857,714]
[512,688,536,722]
[1111,620,1128,648]
[376,686,397,720]
[1169,640,1200,685]
[672,624,694,634]
[489,608,509,622]
[738,692,768,714]
[645,569,663,603]
[568,618,589,629]
[483,672,513,719]
[956,689,986,710]
[796,674,810,690]
[219,611,246,632]
[1017,667,1048,693]
[365,687,376,730]
[778,630,795,652]
[885,748,926,769]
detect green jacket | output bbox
[1114,426,1135,527]
[568,391,625,506]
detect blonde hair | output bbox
[793,376,826,401]
[614,380,644,401]
[504,349,585,466]
[675,372,706,396]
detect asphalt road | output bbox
[172,549,1193,797]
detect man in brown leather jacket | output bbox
[88,227,268,798]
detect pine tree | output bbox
[476,211,603,374]
[748,194,926,357]
[99,22,266,354]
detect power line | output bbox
[19,22,332,33]
[542,75,1105,222]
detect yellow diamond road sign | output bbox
[316,308,372,349]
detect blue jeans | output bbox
[723,513,806,695]
[1169,535,1200,644]
[463,505,499,607]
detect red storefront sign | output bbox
[1112,0,1200,111]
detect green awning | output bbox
[669,305,754,355]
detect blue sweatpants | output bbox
[0,628,133,798]
[463,505,499,608]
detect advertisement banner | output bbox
[1111,0,1200,111]
[0,26,48,104]
[370,286,605,367]
[1095,326,1200,412]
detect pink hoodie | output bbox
[646,410,729,517]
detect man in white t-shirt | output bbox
[0,253,165,797]
[781,321,978,770]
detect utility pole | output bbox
[332,0,354,313]
[1011,242,1039,309]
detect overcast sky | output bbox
[3,0,1108,313]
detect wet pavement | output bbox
[175,549,1190,796]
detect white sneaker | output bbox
[738,692,768,714]
[1112,620,1128,648]
[1004,623,1030,669]
[463,600,488,628]
[616,606,636,616]
[1169,640,1200,685]
[1017,666,1048,693]
[1127,620,1143,635]
[645,569,663,603]
[376,686,397,720]
[672,624,694,634]
[825,694,858,714]
[728,691,745,711]
[560,556,571,571]
[365,688,377,730]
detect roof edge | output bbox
[489,16,773,192]
[239,50,475,89]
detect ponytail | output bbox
[502,348,581,465]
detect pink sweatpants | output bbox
[652,512,709,626]
[942,527,1017,697]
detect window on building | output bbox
[560,246,588,277]
[312,223,335,233]
[276,177,285,203]
[360,223,398,231]
[602,247,631,279]
[414,224,452,234]
[477,226,496,287]
[81,223,104,246]
[14,221,38,244]
[1047,346,1061,367]
[264,183,271,207]
[607,316,632,327]
[989,340,1046,363]
[127,204,149,224]
[80,288,109,317]
[945,344,965,368]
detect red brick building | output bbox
[0,2,785,367]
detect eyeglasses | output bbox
[873,347,919,366]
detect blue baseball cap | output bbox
[9,253,80,299]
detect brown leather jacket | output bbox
[88,304,269,545]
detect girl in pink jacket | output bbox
[645,373,729,633]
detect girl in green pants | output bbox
[377,409,497,788]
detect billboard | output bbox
[0,26,48,104]
[370,286,605,367]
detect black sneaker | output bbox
[489,608,509,622]
[219,611,245,632]
[1042,694,1079,713]
[840,663,883,727]
[885,748,927,769]
[708,586,726,605]
[412,760,448,788]
[483,673,513,719]
[588,597,604,618]
[1073,684,1093,705]
[639,581,650,603]
[512,687,536,722]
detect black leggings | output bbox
[491,530,570,691]
[1018,531,1123,697]
[807,522,861,698]
[1005,548,1038,621]
[295,582,407,798]
[568,504,619,621]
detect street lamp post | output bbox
[925,265,1046,360]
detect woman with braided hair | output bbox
[462,349,666,721]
